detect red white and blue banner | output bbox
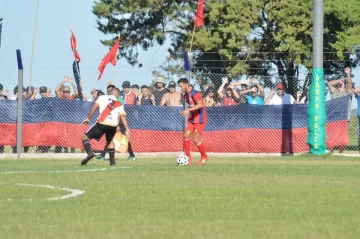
[0,96,349,153]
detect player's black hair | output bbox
[107,84,116,90]
[177,78,189,84]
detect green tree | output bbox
[93,0,360,95]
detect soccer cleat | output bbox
[95,154,105,161]
[81,154,95,166]
[197,155,208,166]
[128,157,136,161]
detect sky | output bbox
[0,0,359,108]
[0,0,170,98]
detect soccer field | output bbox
[1,155,360,239]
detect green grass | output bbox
[1,155,360,238]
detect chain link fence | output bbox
[0,72,358,154]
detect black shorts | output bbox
[86,123,117,143]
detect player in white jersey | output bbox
[80,88,130,166]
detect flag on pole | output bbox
[194,0,205,27]
[0,18,3,48]
[70,30,81,62]
[98,37,120,80]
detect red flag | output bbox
[195,0,205,27]
[98,37,120,80]
[70,30,81,62]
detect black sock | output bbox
[108,148,115,164]
[82,140,93,156]
[128,141,135,158]
[101,145,108,158]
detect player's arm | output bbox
[81,103,99,125]
[181,93,204,117]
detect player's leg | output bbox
[96,144,108,161]
[81,123,103,165]
[184,122,194,165]
[120,124,136,160]
[193,124,208,166]
[105,126,117,166]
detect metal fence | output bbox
[0,72,358,154]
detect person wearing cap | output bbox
[25,86,38,100]
[160,81,182,106]
[39,86,49,99]
[265,82,295,105]
[120,81,136,105]
[239,78,265,105]
[55,76,78,99]
[153,76,168,105]
[217,77,240,106]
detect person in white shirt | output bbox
[80,88,130,166]
[265,83,295,105]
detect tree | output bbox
[93,0,360,95]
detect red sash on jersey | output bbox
[97,100,122,123]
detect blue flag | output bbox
[183,50,191,80]
[72,60,83,100]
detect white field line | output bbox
[0,166,131,174]
[14,183,85,201]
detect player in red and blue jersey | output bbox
[177,78,208,166]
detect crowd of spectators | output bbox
[0,68,354,153]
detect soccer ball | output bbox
[176,154,189,166]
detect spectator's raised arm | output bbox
[345,67,353,94]
[68,77,79,97]
[55,77,68,97]
[264,89,275,105]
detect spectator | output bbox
[296,88,308,104]
[153,76,168,105]
[55,76,78,99]
[231,81,249,104]
[264,83,295,105]
[121,81,136,104]
[328,67,353,153]
[204,86,221,107]
[239,79,265,105]
[217,77,240,106]
[39,86,49,99]
[25,86,38,100]
[160,81,182,106]
[0,84,9,99]
[11,85,26,100]
[47,88,52,98]
[55,77,77,153]
[138,85,155,105]
[131,84,140,104]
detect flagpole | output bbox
[29,0,40,87]
[189,25,196,53]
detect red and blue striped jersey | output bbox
[184,89,207,124]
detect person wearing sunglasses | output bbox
[55,76,78,99]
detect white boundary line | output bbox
[0,166,131,174]
[2,183,85,201]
